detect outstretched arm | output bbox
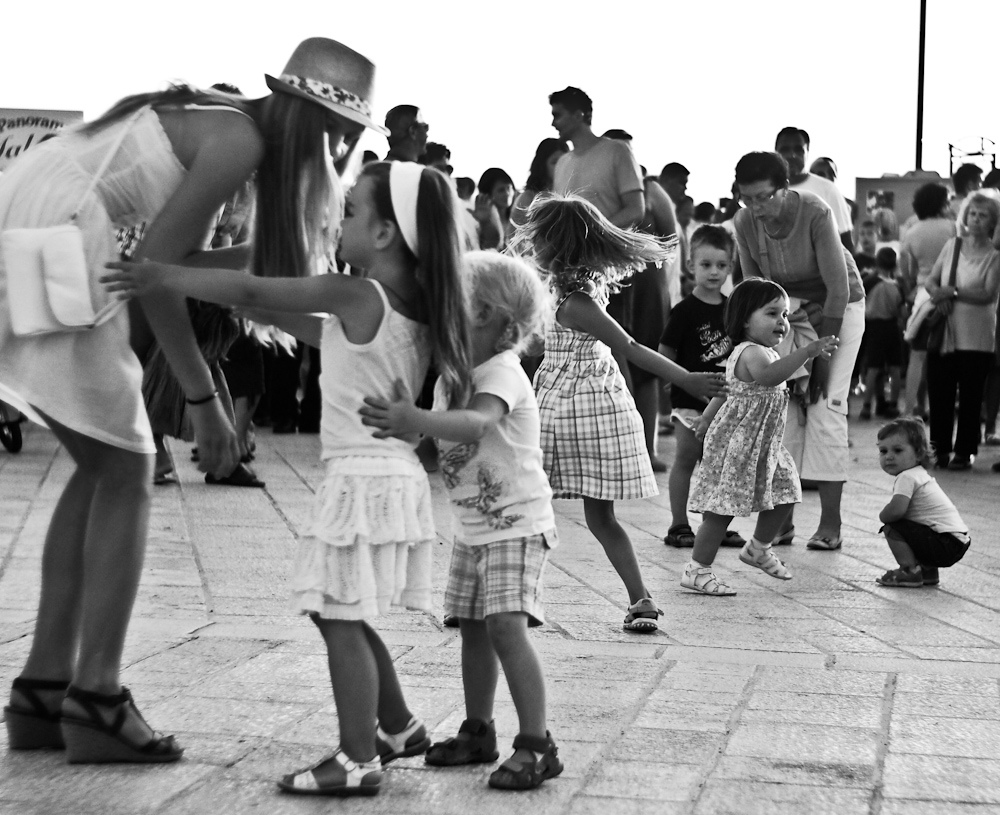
[739,336,839,387]
[360,380,508,442]
[558,292,726,402]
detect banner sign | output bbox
[0,108,83,171]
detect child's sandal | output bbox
[488,731,564,791]
[278,748,381,796]
[622,598,662,633]
[376,716,430,765]
[680,565,737,596]
[739,543,792,580]
[60,685,183,763]
[4,676,69,750]
[425,718,499,766]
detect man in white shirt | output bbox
[775,126,853,251]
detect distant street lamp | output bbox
[915,0,926,169]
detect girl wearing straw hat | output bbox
[1,37,385,764]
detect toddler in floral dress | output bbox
[685,279,839,595]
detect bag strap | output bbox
[755,214,771,277]
[69,108,146,221]
[945,237,961,288]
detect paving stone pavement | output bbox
[2,407,1000,814]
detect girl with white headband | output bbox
[103,159,472,796]
[1,37,381,766]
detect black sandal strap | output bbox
[10,676,69,720]
[458,718,494,736]
[512,731,557,756]
[65,685,133,736]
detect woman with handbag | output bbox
[733,151,865,552]
[899,182,956,418]
[923,192,1000,470]
[0,38,384,763]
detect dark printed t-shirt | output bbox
[660,294,732,410]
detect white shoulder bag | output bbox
[1,111,141,337]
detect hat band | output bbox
[279,73,372,119]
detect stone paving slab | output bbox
[3,412,1000,813]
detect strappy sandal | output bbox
[680,565,736,596]
[4,677,69,749]
[376,716,430,765]
[60,685,183,763]
[425,718,499,766]
[488,731,564,790]
[739,543,792,580]
[664,523,695,548]
[875,567,924,588]
[278,748,381,796]
[622,598,662,633]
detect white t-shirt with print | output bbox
[433,351,556,546]
[892,465,969,541]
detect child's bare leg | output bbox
[486,613,546,740]
[634,379,663,469]
[887,366,902,406]
[362,622,412,734]
[668,424,701,528]
[752,505,795,545]
[313,618,378,762]
[691,512,732,566]
[458,618,500,723]
[884,528,918,568]
[583,498,650,603]
[862,367,879,409]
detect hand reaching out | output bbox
[359,379,421,439]
[806,335,839,360]
[101,259,169,299]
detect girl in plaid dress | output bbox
[515,194,726,633]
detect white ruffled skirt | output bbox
[290,455,436,620]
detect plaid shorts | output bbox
[444,530,555,626]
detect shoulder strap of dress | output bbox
[179,104,254,120]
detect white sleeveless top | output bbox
[318,280,431,461]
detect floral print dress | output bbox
[690,341,801,517]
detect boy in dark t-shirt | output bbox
[659,226,744,548]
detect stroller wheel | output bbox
[0,420,22,453]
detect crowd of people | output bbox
[0,35,993,798]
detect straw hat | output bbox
[265,37,387,135]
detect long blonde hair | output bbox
[510,192,676,296]
[82,84,331,282]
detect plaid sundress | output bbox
[533,289,657,501]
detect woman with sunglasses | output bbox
[732,151,865,552]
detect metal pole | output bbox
[916,0,927,170]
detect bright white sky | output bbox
[3,0,996,207]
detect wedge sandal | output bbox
[425,718,499,766]
[739,543,792,580]
[488,731,563,790]
[4,676,68,750]
[376,716,430,765]
[60,685,182,764]
[622,598,662,633]
[278,748,381,796]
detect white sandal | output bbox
[680,565,737,596]
[376,716,430,765]
[739,543,792,580]
[277,748,381,796]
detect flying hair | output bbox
[510,193,676,295]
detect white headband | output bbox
[389,161,423,258]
